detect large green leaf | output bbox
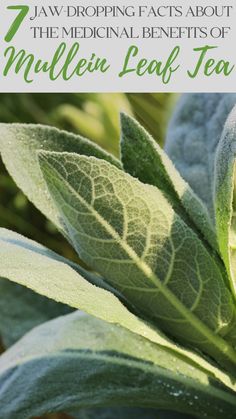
[0,312,235,419]
[215,106,236,301]
[120,113,217,250]
[0,279,73,348]
[165,94,236,220]
[0,229,234,392]
[0,123,121,236]
[0,227,115,292]
[39,151,236,371]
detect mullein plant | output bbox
[0,94,236,419]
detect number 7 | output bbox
[5,5,29,42]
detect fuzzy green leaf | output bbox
[39,151,236,372]
[0,228,139,329]
[120,113,217,250]
[0,279,73,348]
[0,123,121,236]
[165,94,236,220]
[215,106,236,301]
[0,229,234,392]
[0,312,235,419]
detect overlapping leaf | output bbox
[120,112,217,250]
[165,93,236,219]
[0,312,235,419]
[0,228,234,392]
[39,151,236,371]
[0,228,134,324]
[0,123,120,235]
[215,106,236,302]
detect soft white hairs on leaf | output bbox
[0,312,235,419]
[120,112,217,250]
[165,93,236,220]
[38,151,236,372]
[0,123,120,235]
[0,228,235,392]
[215,105,236,304]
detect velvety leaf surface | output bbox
[215,106,236,300]
[0,229,234,392]
[0,279,73,348]
[39,151,236,371]
[0,228,139,326]
[0,123,121,235]
[120,113,217,250]
[0,312,235,419]
[165,94,236,219]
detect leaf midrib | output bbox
[44,159,236,370]
[2,349,236,413]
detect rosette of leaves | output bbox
[0,94,236,419]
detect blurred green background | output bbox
[0,93,176,260]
